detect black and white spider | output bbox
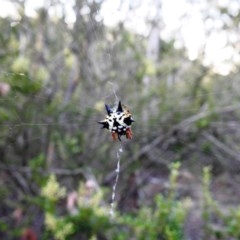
[98,101,134,141]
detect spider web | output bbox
[1,0,240,225]
[1,71,235,139]
[0,69,238,149]
[1,68,240,218]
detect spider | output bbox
[98,101,134,141]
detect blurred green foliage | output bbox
[30,163,240,240]
[1,0,240,239]
[37,163,187,240]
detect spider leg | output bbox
[117,134,122,141]
[111,132,118,141]
[126,128,133,139]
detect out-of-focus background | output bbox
[1,0,240,239]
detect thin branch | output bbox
[0,164,85,177]
[203,132,240,162]
[7,170,30,194]
[178,104,240,129]
[51,168,85,176]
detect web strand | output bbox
[106,81,120,105]
[109,143,123,217]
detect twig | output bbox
[0,164,85,177]
[7,170,30,194]
[203,132,240,162]
[178,104,240,129]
